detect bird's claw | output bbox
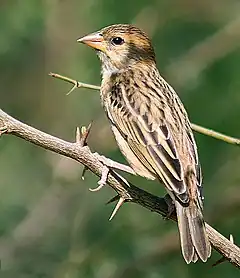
[89,165,109,192]
[89,152,133,192]
[89,182,105,192]
[81,166,88,181]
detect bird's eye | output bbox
[111,37,124,45]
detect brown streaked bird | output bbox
[78,24,211,263]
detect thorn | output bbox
[112,171,131,188]
[212,234,234,267]
[81,126,87,135]
[78,122,93,181]
[212,257,227,267]
[81,166,88,180]
[66,82,78,95]
[0,126,8,136]
[106,195,120,205]
[163,194,175,220]
[109,197,125,221]
[76,127,81,144]
[80,122,92,147]
[229,234,234,243]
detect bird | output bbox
[77,24,211,264]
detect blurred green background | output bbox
[0,0,239,277]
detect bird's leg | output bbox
[75,124,132,191]
[75,123,134,191]
[89,153,134,191]
[163,194,176,220]
[94,153,136,175]
[74,124,131,217]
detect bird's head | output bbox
[77,24,156,74]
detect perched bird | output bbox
[78,24,211,263]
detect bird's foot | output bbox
[87,153,112,192]
[89,165,109,192]
[75,124,132,192]
[88,153,135,191]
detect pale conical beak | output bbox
[77,32,105,52]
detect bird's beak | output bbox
[77,32,105,52]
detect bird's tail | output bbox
[175,201,211,263]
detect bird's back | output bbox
[101,66,202,206]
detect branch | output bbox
[0,109,239,268]
[191,123,240,146]
[49,72,240,146]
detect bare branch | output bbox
[49,72,100,91]
[0,108,239,267]
[212,234,235,267]
[50,72,240,147]
[191,123,240,146]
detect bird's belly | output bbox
[111,125,155,180]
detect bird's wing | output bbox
[106,82,201,203]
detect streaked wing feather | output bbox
[107,86,189,198]
[186,127,202,187]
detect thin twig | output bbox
[191,124,240,146]
[50,72,240,146]
[0,108,239,268]
[49,72,100,91]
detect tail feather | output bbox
[175,201,211,263]
[192,251,198,263]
